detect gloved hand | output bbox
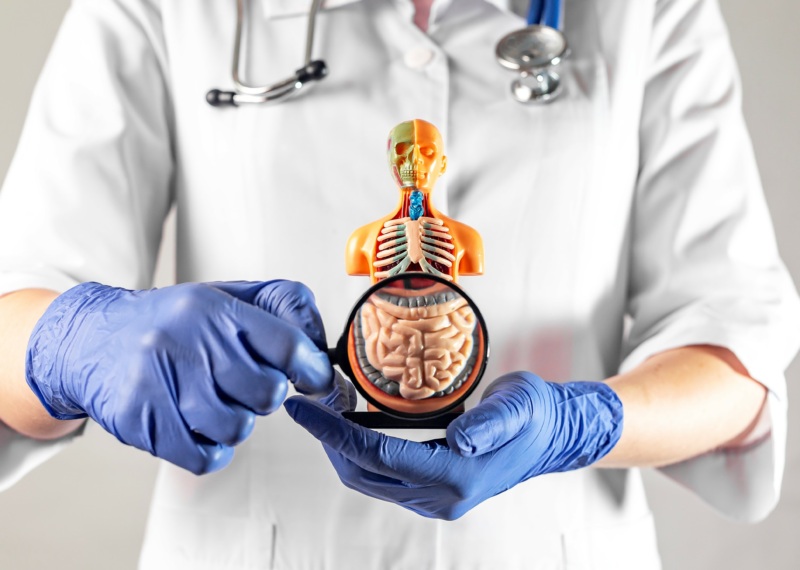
[285,371,623,520]
[26,280,333,475]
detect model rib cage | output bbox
[373,216,456,280]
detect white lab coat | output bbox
[1,0,798,568]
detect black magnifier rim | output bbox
[496,24,568,72]
[333,272,489,420]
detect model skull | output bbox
[387,119,447,192]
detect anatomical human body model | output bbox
[335,121,487,423]
[346,120,484,284]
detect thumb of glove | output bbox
[316,372,358,414]
[446,372,542,457]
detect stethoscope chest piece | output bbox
[496,25,568,104]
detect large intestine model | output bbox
[345,120,485,416]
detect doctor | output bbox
[0,0,798,568]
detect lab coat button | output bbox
[404,47,435,69]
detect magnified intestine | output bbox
[354,287,479,400]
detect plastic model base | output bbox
[342,411,461,429]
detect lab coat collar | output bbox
[261,0,524,19]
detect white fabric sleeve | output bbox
[621,0,800,522]
[0,0,173,490]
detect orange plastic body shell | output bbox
[345,119,484,284]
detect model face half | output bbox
[387,119,447,192]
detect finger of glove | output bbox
[203,337,291,414]
[447,372,541,457]
[122,343,255,455]
[227,298,333,395]
[324,446,469,520]
[119,397,235,475]
[157,437,234,475]
[321,444,435,515]
[284,396,445,484]
[256,281,328,353]
[180,397,256,447]
[208,281,270,304]
[212,280,328,353]
[175,438,235,475]
[316,372,358,414]
[214,359,290,415]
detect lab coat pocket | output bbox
[561,512,661,570]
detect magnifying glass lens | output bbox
[332,274,488,420]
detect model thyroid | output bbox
[354,290,478,400]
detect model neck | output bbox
[398,187,433,220]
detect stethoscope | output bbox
[496,0,568,103]
[206,0,568,107]
[206,0,327,106]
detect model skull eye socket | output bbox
[332,273,488,419]
[394,142,412,158]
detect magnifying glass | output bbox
[328,273,489,429]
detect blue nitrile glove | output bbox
[285,371,623,520]
[26,280,333,475]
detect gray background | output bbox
[0,0,798,568]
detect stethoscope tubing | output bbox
[208,0,566,107]
[208,0,325,106]
[528,0,563,30]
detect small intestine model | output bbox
[345,120,485,415]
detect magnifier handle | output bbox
[327,347,339,366]
[328,334,356,381]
